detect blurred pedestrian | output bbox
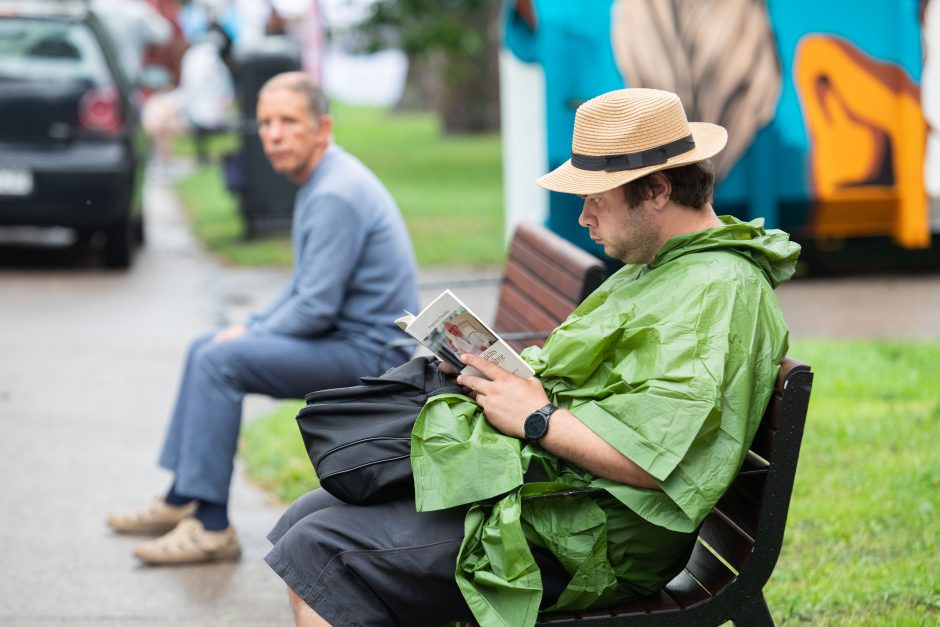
[141,0,188,88]
[141,25,235,167]
[92,0,173,83]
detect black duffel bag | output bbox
[296,356,463,505]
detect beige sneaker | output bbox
[133,518,241,565]
[107,498,197,535]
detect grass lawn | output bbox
[173,103,505,267]
[765,341,939,625]
[239,339,940,625]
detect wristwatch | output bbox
[524,403,558,441]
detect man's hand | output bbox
[457,356,660,490]
[456,354,549,439]
[437,361,459,376]
[213,324,248,343]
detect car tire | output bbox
[103,219,133,269]
[134,214,146,246]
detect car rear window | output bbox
[0,17,113,85]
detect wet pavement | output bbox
[776,273,940,340]
[0,172,938,626]
[0,176,293,626]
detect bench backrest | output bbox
[652,358,813,614]
[493,223,607,352]
[535,357,813,625]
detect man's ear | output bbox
[647,172,672,209]
[315,114,333,138]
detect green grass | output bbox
[767,340,940,625]
[173,103,505,267]
[175,163,295,266]
[239,339,940,624]
[240,399,312,502]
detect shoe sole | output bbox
[107,522,180,536]
[133,546,242,565]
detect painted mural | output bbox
[501,0,937,257]
[611,0,781,179]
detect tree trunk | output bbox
[395,51,444,112]
[439,0,501,134]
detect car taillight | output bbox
[79,87,124,135]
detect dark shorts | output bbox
[265,489,571,626]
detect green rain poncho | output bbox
[411,216,801,627]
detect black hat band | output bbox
[571,134,695,172]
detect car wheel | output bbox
[103,219,133,269]
[134,215,146,246]
[75,229,96,246]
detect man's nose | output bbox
[578,200,591,227]
[264,122,283,140]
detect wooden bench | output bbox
[492,222,607,351]
[534,357,814,626]
[379,222,607,367]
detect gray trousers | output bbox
[266,489,570,627]
[158,330,385,503]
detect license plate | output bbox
[0,168,34,196]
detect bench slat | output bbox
[509,237,591,304]
[503,261,580,322]
[641,589,681,612]
[765,390,783,430]
[513,222,603,287]
[536,594,651,624]
[493,305,547,352]
[699,511,754,573]
[662,569,712,608]
[750,421,775,461]
[610,597,648,614]
[713,469,765,543]
[497,283,564,334]
[493,298,539,333]
[683,538,738,596]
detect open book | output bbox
[395,289,535,378]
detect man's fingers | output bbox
[459,353,509,380]
[456,372,490,395]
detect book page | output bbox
[401,290,535,378]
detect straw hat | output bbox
[537,88,728,195]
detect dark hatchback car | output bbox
[0,0,145,268]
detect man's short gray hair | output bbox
[259,71,330,118]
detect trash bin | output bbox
[232,37,302,237]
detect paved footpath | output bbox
[0,177,296,626]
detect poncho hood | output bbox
[651,216,801,288]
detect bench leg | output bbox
[731,593,774,627]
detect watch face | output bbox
[524,413,548,441]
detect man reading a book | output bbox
[264,88,800,627]
[106,72,419,564]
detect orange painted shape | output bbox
[794,35,929,249]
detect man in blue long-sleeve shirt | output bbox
[106,72,420,564]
